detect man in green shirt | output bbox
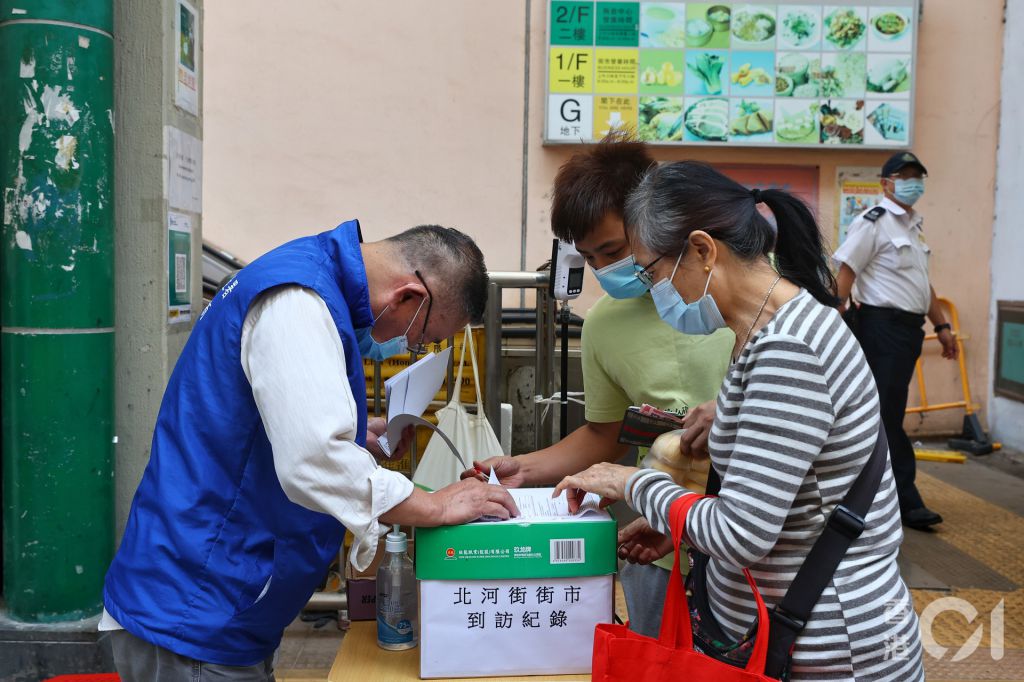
[469,133,732,636]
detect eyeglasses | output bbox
[407,270,434,356]
[634,255,665,288]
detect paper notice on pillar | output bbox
[168,211,192,324]
[420,575,612,678]
[165,127,202,212]
[175,0,200,116]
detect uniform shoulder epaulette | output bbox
[863,206,886,222]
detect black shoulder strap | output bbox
[763,424,889,678]
[863,205,886,223]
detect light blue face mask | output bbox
[593,254,648,299]
[650,253,727,335]
[356,297,427,361]
[892,178,925,206]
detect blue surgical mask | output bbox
[355,297,427,361]
[593,255,648,299]
[650,253,727,335]
[892,178,925,206]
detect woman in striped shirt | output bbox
[555,162,924,680]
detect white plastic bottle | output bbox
[376,525,418,650]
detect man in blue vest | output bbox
[102,221,518,680]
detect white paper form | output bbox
[377,347,452,456]
[476,487,608,523]
[508,488,606,521]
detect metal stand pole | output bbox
[559,302,571,440]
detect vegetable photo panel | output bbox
[639,49,686,94]
[640,2,687,48]
[775,98,820,144]
[868,6,914,52]
[823,6,868,51]
[638,96,685,141]
[819,99,866,145]
[686,49,730,96]
[683,96,730,142]
[775,51,812,97]
[866,54,912,97]
[730,4,777,49]
[729,51,775,97]
[778,4,822,50]
[864,100,910,146]
[817,52,867,98]
[729,97,774,143]
[686,3,732,49]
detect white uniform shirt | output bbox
[100,285,413,632]
[833,197,932,314]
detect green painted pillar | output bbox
[1,0,114,621]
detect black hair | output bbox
[385,225,488,324]
[550,130,657,242]
[624,161,839,307]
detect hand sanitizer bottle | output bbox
[376,525,418,650]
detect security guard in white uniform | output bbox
[833,152,958,530]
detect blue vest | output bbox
[104,221,373,665]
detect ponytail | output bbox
[759,190,839,307]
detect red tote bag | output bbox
[593,494,776,681]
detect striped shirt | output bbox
[628,290,924,681]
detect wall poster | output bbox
[545,0,918,148]
[175,0,199,116]
[168,211,192,324]
[836,165,883,244]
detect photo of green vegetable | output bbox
[778,5,821,50]
[824,7,867,50]
[638,97,685,141]
[686,50,729,96]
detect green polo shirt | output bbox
[581,291,733,570]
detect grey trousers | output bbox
[619,561,671,638]
[107,628,276,682]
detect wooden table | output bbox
[327,621,590,681]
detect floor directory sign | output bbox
[545,0,918,148]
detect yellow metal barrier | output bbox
[906,297,977,416]
[905,297,1001,456]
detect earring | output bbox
[704,265,711,273]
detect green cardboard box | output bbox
[416,512,618,580]
[416,503,617,678]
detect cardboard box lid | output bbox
[415,514,617,580]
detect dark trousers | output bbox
[853,305,927,513]
[106,628,276,682]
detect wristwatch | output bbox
[934,323,952,334]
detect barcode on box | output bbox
[174,253,187,293]
[550,538,584,564]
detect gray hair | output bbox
[385,225,489,324]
